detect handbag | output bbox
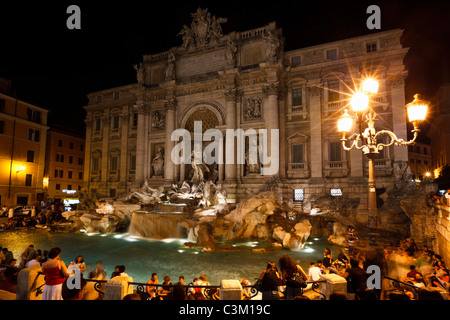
[286,272,307,288]
[254,279,264,292]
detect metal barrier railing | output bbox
[1,264,327,300]
[128,279,327,300]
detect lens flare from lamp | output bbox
[362,78,379,94]
[338,109,353,133]
[351,92,369,113]
[406,94,428,123]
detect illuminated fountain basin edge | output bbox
[0,229,340,285]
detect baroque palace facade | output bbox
[83,9,410,214]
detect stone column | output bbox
[119,107,129,192]
[104,275,134,300]
[309,85,323,179]
[83,112,93,189]
[319,274,348,300]
[391,73,408,162]
[350,149,364,177]
[164,98,177,183]
[219,279,242,300]
[100,109,110,194]
[16,266,46,300]
[263,82,280,176]
[134,102,147,187]
[224,89,238,183]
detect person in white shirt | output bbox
[308,262,323,281]
[25,252,40,268]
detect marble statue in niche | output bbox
[152,147,164,176]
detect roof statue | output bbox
[178,7,227,50]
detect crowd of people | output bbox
[386,238,449,299]
[1,234,449,300]
[427,189,450,206]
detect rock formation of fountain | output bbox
[55,161,438,252]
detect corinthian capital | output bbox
[224,89,242,102]
[263,82,280,98]
[164,98,177,111]
[133,104,149,115]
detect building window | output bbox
[326,49,337,60]
[92,157,100,172]
[27,108,41,124]
[292,144,304,163]
[293,189,304,202]
[56,184,60,190]
[110,156,118,171]
[366,41,377,53]
[69,142,74,149]
[68,171,73,179]
[328,82,340,102]
[133,113,138,127]
[292,88,303,106]
[58,139,63,147]
[28,128,40,142]
[59,170,63,178]
[25,174,32,186]
[0,120,4,134]
[330,188,343,197]
[79,172,83,179]
[330,141,342,162]
[67,185,72,190]
[80,144,84,151]
[27,150,35,162]
[69,156,73,164]
[291,56,301,67]
[95,119,101,132]
[110,189,116,198]
[54,169,58,178]
[112,115,120,130]
[130,154,136,171]
[0,99,5,112]
[56,154,64,162]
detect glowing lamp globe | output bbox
[406,94,428,124]
[351,92,369,113]
[362,78,379,94]
[338,109,353,133]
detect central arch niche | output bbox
[185,108,219,133]
[179,103,224,183]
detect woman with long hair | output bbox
[258,262,282,300]
[41,247,71,300]
[278,255,308,300]
[68,255,86,274]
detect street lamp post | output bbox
[337,79,428,246]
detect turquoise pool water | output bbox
[0,229,341,285]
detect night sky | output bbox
[0,0,449,135]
